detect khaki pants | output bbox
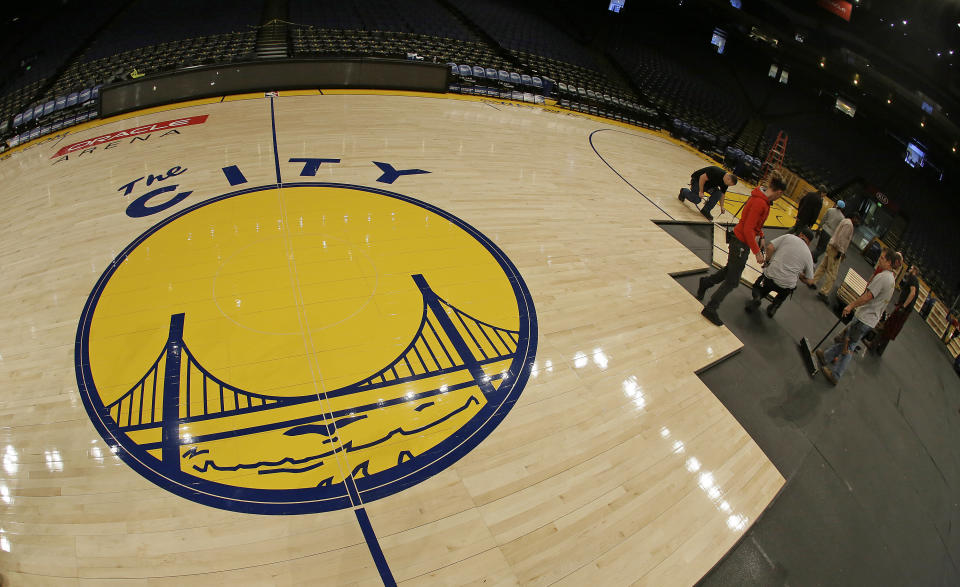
[813,243,842,295]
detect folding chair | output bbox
[458,65,475,94]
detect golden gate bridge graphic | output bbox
[100,273,525,493]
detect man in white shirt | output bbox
[745,227,816,317]
[812,211,860,301]
[816,249,902,384]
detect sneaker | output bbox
[815,348,826,365]
[678,189,685,202]
[766,303,779,318]
[701,307,723,326]
[696,278,708,301]
[817,292,829,304]
[744,299,760,313]
[700,208,714,221]
[821,365,838,385]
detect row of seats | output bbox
[5,108,98,149]
[730,118,765,159]
[0,80,45,125]
[514,52,640,128]
[445,0,635,114]
[447,62,659,129]
[0,0,249,147]
[12,86,101,129]
[722,146,763,181]
[608,41,746,146]
[670,118,723,152]
[82,0,262,61]
[449,64,545,105]
[292,28,513,71]
[558,99,659,130]
[512,51,609,88]
[0,0,124,118]
[53,32,257,97]
[448,0,601,72]
[290,0,474,42]
[1,31,255,148]
[454,66,543,91]
[558,84,656,122]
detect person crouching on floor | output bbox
[746,226,816,318]
[678,165,738,221]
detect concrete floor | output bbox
[661,223,960,586]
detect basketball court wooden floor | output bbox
[0,90,793,585]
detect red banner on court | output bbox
[53,115,208,157]
[818,0,852,21]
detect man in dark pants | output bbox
[697,175,787,326]
[746,227,816,317]
[678,165,738,221]
[920,293,936,319]
[790,184,826,235]
[869,261,917,355]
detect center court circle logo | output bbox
[75,183,537,514]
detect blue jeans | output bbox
[823,318,873,379]
[680,177,723,214]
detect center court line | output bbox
[267,97,397,586]
[268,96,355,493]
[269,97,283,184]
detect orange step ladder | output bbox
[760,131,788,184]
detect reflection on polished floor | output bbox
[0,91,785,585]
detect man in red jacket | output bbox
[697,175,788,326]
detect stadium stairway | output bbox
[256,0,291,59]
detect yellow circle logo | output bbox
[76,183,537,513]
